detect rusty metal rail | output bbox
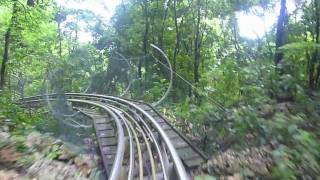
[20,93,207,180]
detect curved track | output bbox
[20,93,207,180]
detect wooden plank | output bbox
[95,118,113,124]
[159,123,171,130]
[101,146,117,155]
[165,130,179,139]
[105,155,116,166]
[184,157,205,168]
[148,111,158,117]
[99,137,117,146]
[153,117,165,123]
[96,124,113,131]
[95,118,106,124]
[98,130,115,138]
[171,138,189,149]
[138,104,153,111]
[177,147,200,160]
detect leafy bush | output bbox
[166,91,320,178]
[227,102,320,179]
[0,91,43,133]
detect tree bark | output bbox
[200,0,208,71]
[140,0,149,79]
[194,0,201,83]
[313,0,320,88]
[0,1,18,90]
[274,0,287,67]
[58,22,62,60]
[0,29,11,90]
[159,0,171,50]
[232,16,241,61]
[173,0,180,87]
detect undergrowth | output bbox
[0,92,43,132]
[162,89,320,179]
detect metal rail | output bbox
[107,104,159,180]
[20,93,207,180]
[68,93,189,179]
[69,99,126,180]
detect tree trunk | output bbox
[194,0,201,83]
[58,22,62,60]
[140,0,149,79]
[200,0,208,71]
[159,0,171,50]
[274,0,287,67]
[232,16,241,61]
[0,1,18,90]
[0,29,11,90]
[312,0,320,88]
[172,0,181,101]
[173,0,180,87]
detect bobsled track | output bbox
[19,93,208,180]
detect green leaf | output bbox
[279,42,320,52]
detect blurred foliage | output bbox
[0,92,42,132]
[165,92,320,178]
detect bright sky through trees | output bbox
[237,0,297,38]
[56,0,121,42]
[56,0,296,41]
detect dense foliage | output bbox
[0,0,320,178]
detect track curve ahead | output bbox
[20,93,207,180]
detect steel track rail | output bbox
[68,93,189,179]
[20,97,157,179]
[127,105,169,179]
[114,108,142,179]
[20,93,190,180]
[123,112,144,179]
[74,96,170,179]
[68,99,126,180]
[108,106,135,180]
[136,101,208,161]
[21,97,164,179]
[66,93,188,179]
[108,103,168,179]
[22,94,207,164]
[80,103,144,180]
[79,95,208,161]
